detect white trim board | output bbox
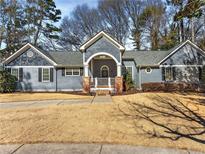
[125,66,134,80]
[160,65,203,67]
[158,40,205,64]
[3,43,57,66]
[80,31,125,51]
[84,52,121,65]
[4,66,54,68]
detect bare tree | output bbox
[59,4,103,50]
[139,0,166,50]
[124,0,145,50]
[98,0,129,45]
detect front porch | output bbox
[79,31,125,94]
[83,54,123,94]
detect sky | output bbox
[55,0,98,18]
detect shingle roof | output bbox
[34,40,201,67]
[123,50,172,65]
[44,51,83,67]
[42,50,172,66]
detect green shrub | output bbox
[123,72,134,91]
[0,70,17,92]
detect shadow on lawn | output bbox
[118,95,205,144]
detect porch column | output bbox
[84,64,89,77]
[115,64,123,94]
[83,64,90,93]
[117,64,121,77]
[115,76,123,94]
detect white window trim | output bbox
[164,67,174,81]
[11,68,19,80]
[145,67,152,74]
[42,68,50,82]
[65,68,80,76]
[125,66,134,80]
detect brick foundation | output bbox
[83,77,91,93]
[115,76,123,94]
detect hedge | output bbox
[0,70,17,93]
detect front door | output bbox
[101,65,109,78]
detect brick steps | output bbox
[95,90,110,96]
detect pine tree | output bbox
[0,0,27,55]
[24,0,61,46]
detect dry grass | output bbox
[0,93,92,103]
[0,92,205,152]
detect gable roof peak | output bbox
[3,43,57,66]
[80,31,125,51]
[158,39,205,64]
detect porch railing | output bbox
[91,77,115,89]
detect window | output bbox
[65,68,80,76]
[11,68,19,80]
[145,67,152,73]
[73,69,80,76]
[126,66,133,80]
[165,67,174,81]
[42,68,50,82]
[65,69,72,76]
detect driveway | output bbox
[0,99,93,109]
[0,95,113,109]
[0,143,204,154]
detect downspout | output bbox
[55,67,58,92]
[139,66,142,90]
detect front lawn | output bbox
[0,92,92,103]
[0,92,205,152]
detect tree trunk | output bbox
[179,20,184,42]
[34,18,43,46]
[191,17,195,42]
[134,31,141,50]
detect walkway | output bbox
[92,95,113,104]
[0,143,204,154]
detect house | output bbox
[2,31,205,93]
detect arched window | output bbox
[100,65,109,78]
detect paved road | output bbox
[0,143,204,154]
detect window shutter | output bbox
[162,67,165,81]
[19,68,23,82]
[5,68,11,73]
[38,68,42,82]
[62,68,65,76]
[202,66,205,82]
[80,68,83,76]
[172,67,176,81]
[199,66,203,81]
[50,68,54,82]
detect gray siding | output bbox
[85,37,121,63]
[7,48,52,66]
[140,68,162,84]
[122,60,139,88]
[15,67,56,91]
[13,67,83,91]
[56,68,83,91]
[162,44,205,65]
[174,66,200,83]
